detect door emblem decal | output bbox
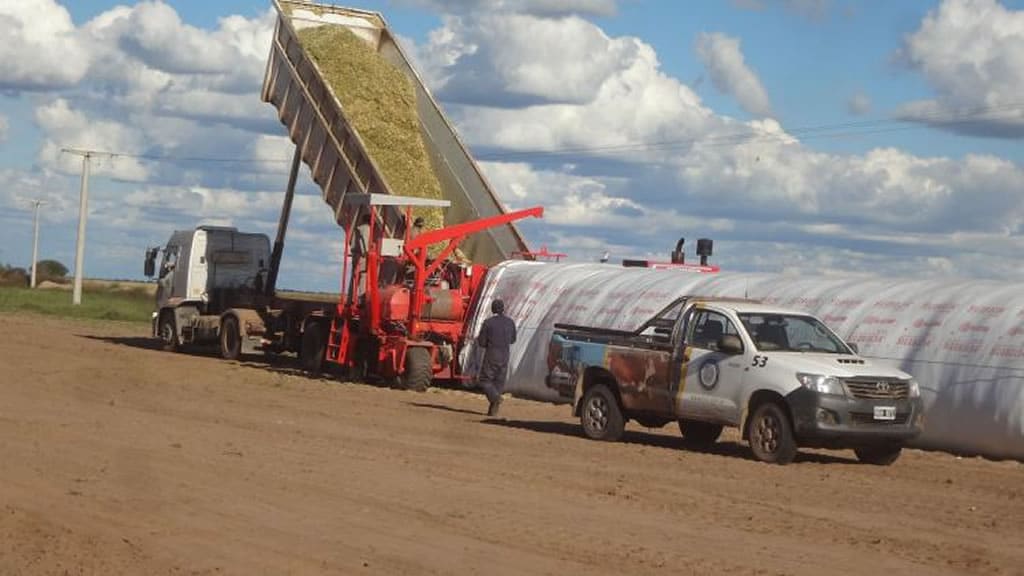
[699,359,719,391]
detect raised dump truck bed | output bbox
[261,0,529,264]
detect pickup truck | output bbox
[545,297,923,465]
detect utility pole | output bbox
[29,199,47,288]
[61,147,115,305]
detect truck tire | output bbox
[854,444,903,466]
[678,419,723,446]
[397,347,432,392]
[158,312,180,352]
[220,315,242,361]
[747,402,798,464]
[580,384,625,442]
[300,322,325,375]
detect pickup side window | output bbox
[738,313,848,353]
[687,310,740,351]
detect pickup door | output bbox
[676,306,748,426]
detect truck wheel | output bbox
[580,384,625,442]
[220,315,242,360]
[854,444,903,466]
[300,323,325,375]
[678,419,723,446]
[158,312,180,352]
[747,402,797,464]
[397,347,432,392]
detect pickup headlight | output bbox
[796,373,846,396]
[908,379,921,398]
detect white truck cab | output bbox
[548,297,924,464]
[145,226,271,352]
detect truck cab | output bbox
[145,226,271,352]
[547,297,924,464]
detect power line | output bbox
[476,102,1024,161]
[63,101,1024,169]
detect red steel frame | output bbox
[327,202,543,383]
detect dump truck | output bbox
[546,297,924,465]
[144,1,542,387]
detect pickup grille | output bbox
[844,378,909,400]
[849,412,911,425]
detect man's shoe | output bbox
[487,397,502,417]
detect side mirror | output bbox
[719,334,744,355]
[144,247,158,278]
[654,327,672,336]
[847,342,859,354]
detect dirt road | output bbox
[1,313,1021,575]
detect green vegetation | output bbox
[297,25,444,232]
[0,284,153,324]
[0,263,28,287]
[35,259,68,280]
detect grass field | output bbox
[0,284,154,324]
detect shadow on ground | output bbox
[407,401,485,416]
[480,418,854,464]
[81,334,168,352]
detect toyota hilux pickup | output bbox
[546,296,923,465]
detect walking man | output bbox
[477,298,516,416]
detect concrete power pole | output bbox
[62,148,115,305]
[29,199,47,288]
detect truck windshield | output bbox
[738,313,851,354]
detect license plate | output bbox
[874,406,897,421]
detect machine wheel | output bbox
[579,384,625,442]
[678,419,724,446]
[747,402,798,464]
[300,322,326,376]
[220,315,242,361]
[398,347,432,392]
[854,444,903,466]
[158,312,179,352]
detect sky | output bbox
[2,0,1024,291]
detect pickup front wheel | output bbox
[747,402,798,464]
[580,384,625,442]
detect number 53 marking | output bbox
[751,355,768,368]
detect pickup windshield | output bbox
[738,313,851,354]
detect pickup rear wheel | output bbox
[854,444,903,466]
[580,384,625,442]
[678,419,723,446]
[220,315,242,361]
[747,402,797,464]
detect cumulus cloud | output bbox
[409,10,1024,281]
[410,13,645,107]
[20,2,283,187]
[0,0,91,91]
[35,99,150,181]
[3,1,1024,289]
[695,32,773,118]
[899,0,1024,137]
[847,92,870,115]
